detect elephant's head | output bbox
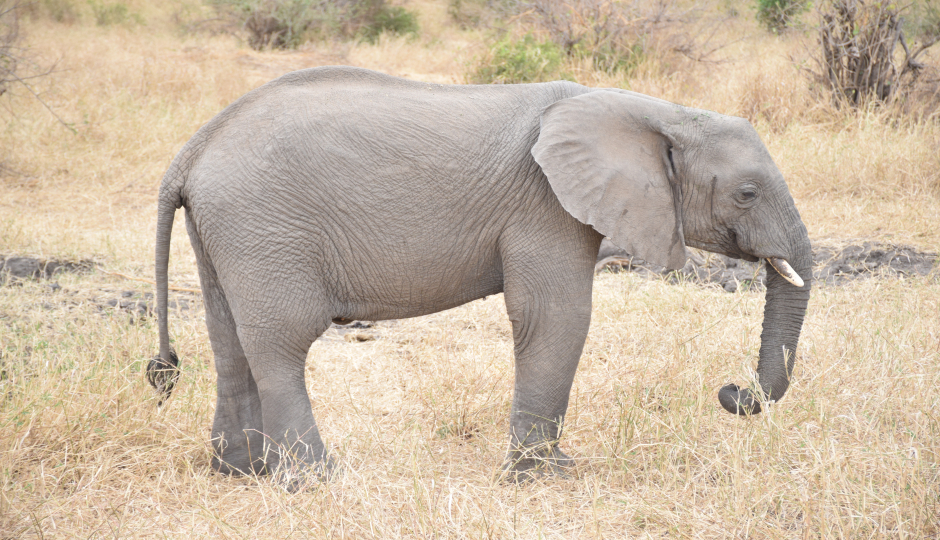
[532,90,812,415]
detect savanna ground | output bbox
[1,0,940,537]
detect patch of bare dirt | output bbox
[596,239,939,292]
[0,255,196,322]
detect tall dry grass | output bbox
[1,1,939,537]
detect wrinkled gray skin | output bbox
[151,66,811,483]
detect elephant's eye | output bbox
[733,183,760,207]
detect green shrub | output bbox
[904,0,940,42]
[210,0,418,50]
[36,0,80,23]
[357,2,419,43]
[209,0,335,49]
[90,1,125,26]
[88,1,142,26]
[582,42,645,75]
[470,34,567,84]
[447,0,517,29]
[523,0,684,77]
[755,0,808,33]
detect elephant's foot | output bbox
[500,444,575,483]
[260,436,338,491]
[211,454,268,476]
[273,453,339,492]
[210,430,267,476]
[210,428,267,476]
[210,436,337,489]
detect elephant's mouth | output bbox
[723,230,804,287]
[686,229,760,263]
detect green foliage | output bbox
[19,0,81,23]
[447,0,517,29]
[36,0,80,23]
[524,0,667,77]
[210,0,419,50]
[0,0,18,97]
[89,1,141,26]
[904,0,940,42]
[357,2,419,43]
[470,34,568,84]
[755,0,808,33]
[209,0,335,50]
[581,41,645,75]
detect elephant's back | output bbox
[179,67,586,319]
[185,67,582,210]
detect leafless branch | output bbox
[0,1,71,130]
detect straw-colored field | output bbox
[2,0,939,537]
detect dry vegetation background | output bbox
[1,0,939,537]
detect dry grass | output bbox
[2,1,939,537]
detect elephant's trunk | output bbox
[719,230,812,415]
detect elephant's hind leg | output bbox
[192,243,266,475]
[233,292,333,488]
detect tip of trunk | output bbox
[718,384,762,415]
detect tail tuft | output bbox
[147,349,180,406]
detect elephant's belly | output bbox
[330,257,504,322]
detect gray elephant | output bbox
[147,66,811,483]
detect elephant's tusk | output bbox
[766,257,804,287]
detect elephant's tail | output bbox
[147,169,185,406]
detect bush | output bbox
[0,1,18,97]
[816,0,939,110]
[466,0,730,82]
[470,34,567,84]
[210,0,419,50]
[755,0,807,33]
[522,0,728,75]
[447,0,518,29]
[0,2,68,129]
[528,0,645,74]
[89,1,141,26]
[357,2,419,43]
[34,0,80,23]
[209,0,332,49]
[904,0,940,43]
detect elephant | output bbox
[147,66,811,484]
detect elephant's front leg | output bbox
[501,270,594,480]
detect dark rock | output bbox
[0,256,93,283]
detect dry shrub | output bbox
[0,0,20,97]
[209,0,419,50]
[739,69,811,132]
[468,33,568,83]
[755,0,809,33]
[816,0,940,113]
[523,0,730,73]
[468,0,732,84]
[446,0,516,29]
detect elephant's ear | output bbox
[532,90,687,269]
